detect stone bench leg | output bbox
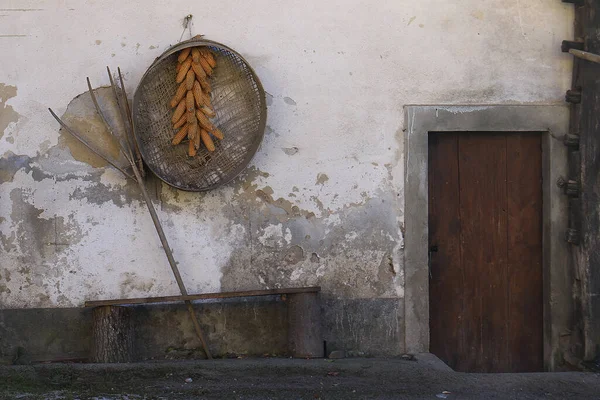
[287,292,323,358]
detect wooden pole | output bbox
[106,68,213,360]
[569,49,600,65]
[129,146,213,360]
[84,287,321,307]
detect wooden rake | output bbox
[48,67,212,360]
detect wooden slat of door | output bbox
[506,133,543,372]
[428,133,465,370]
[458,133,509,373]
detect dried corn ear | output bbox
[188,138,197,157]
[198,57,213,76]
[202,94,214,110]
[173,113,187,129]
[188,121,198,140]
[176,57,193,83]
[211,128,224,140]
[192,80,205,108]
[178,48,191,63]
[193,92,205,108]
[187,110,197,125]
[197,76,211,92]
[186,91,195,113]
[195,109,215,131]
[172,124,189,145]
[194,129,201,149]
[171,98,186,124]
[200,129,215,152]
[200,105,216,118]
[192,47,201,63]
[186,69,195,90]
[191,61,207,80]
[202,91,213,108]
[170,81,187,108]
[201,49,217,68]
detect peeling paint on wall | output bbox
[220,171,404,300]
[0,152,31,183]
[58,87,128,169]
[0,83,19,141]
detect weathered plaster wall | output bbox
[0,0,573,355]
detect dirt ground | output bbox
[0,356,599,400]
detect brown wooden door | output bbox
[428,132,543,373]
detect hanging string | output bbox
[178,14,193,42]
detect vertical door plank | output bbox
[458,133,509,373]
[428,133,465,370]
[506,133,544,372]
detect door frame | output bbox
[403,105,571,371]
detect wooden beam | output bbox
[564,133,580,150]
[572,0,600,362]
[569,49,600,64]
[84,286,322,307]
[566,89,582,104]
[562,40,585,53]
[565,180,580,198]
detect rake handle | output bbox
[130,162,213,359]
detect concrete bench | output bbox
[84,287,322,363]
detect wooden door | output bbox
[428,132,543,373]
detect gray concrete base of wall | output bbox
[0,296,403,364]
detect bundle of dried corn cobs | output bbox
[170,46,224,156]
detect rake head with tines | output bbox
[48,67,212,360]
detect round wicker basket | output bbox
[132,38,267,191]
